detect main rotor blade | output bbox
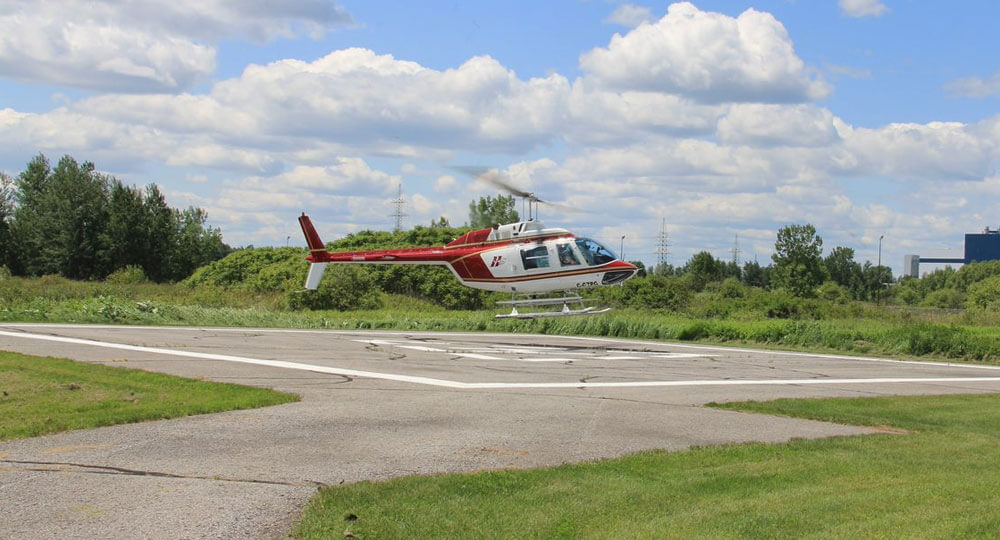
[451,164,587,214]
[451,166,534,199]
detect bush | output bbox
[287,265,383,311]
[920,288,965,310]
[620,275,692,310]
[817,281,849,304]
[186,247,304,290]
[892,280,922,305]
[106,265,147,285]
[717,277,747,299]
[0,265,10,280]
[967,276,1000,312]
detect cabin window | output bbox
[556,243,581,267]
[575,238,617,266]
[520,245,551,270]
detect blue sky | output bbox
[1,0,999,274]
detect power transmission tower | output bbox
[731,233,741,266]
[390,184,407,232]
[655,218,671,266]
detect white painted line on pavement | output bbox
[9,324,1000,374]
[4,328,1000,390]
[0,329,468,389]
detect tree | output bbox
[824,246,862,289]
[771,223,827,297]
[142,184,177,282]
[0,172,13,269]
[10,154,53,275]
[860,261,893,302]
[9,154,228,282]
[429,216,450,228]
[741,259,769,288]
[106,181,148,270]
[13,155,110,279]
[468,194,519,228]
[652,262,679,277]
[173,207,229,280]
[683,251,725,291]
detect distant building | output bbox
[904,227,1000,277]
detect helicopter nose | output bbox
[602,260,638,285]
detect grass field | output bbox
[295,393,1000,540]
[0,350,299,440]
[3,274,1000,363]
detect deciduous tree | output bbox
[468,194,519,228]
[772,223,827,297]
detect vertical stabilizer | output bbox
[298,213,330,289]
[304,262,328,290]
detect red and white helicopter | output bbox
[298,170,637,318]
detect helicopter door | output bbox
[556,242,581,267]
[520,244,551,270]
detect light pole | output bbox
[620,235,626,260]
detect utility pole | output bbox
[390,184,407,232]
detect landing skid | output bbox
[494,294,612,319]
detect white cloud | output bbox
[566,81,723,144]
[209,49,571,153]
[946,72,1000,98]
[434,175,458,193]
[717,104,841,147]
[249,160,399,196]
[603,4,652,28]
[0,0,352,92]
[840,120,999,180]
[580,2,830,103]
[1,3,999,268]
[838,0,890,18]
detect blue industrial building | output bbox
[905,228,1000,277]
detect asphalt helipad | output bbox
[3,324,1000,539]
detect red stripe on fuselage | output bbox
[461,261,634,283]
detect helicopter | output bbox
[298,169,638,318]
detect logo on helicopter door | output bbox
[489,256,504,268]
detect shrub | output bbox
[106,265,147,285]
[817,281,849,304]
[186,247,303,290]
[967,276,1000,312]
[620,275,693,310]
[287,265,383,311]
[920,288,965,310]
[0,265,10,280]
[717,277,747,299]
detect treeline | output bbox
[623,223,1000,315]
[645,224,891,302]
[0,154,229,282]
[180,215,1000,316]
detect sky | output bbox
[1,0,999,275]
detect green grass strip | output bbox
[296,393,1000,540]
[0,350,299,440]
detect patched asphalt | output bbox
[3,324,1000,539]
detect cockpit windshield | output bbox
[575,238,618,266]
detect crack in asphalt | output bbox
[1,459,330,489]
